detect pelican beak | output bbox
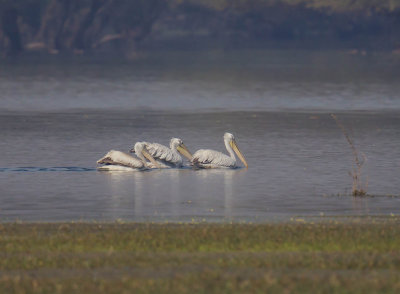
[177,143,193,160]
[230,139,248,168]
[141,148,161,169]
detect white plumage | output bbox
[97,150,144,171]
[96,133,248,171]
[191,149,236,168]
[191,133,248,169]
[131,138,192,168]
[97,142,160,171]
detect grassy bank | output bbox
[1,218,400,293]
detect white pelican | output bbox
[191,132,248,169]
[130,138,192,168]
[97,142,160,171]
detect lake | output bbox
[1,50,400,221]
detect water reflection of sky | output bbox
[0,50,399,112]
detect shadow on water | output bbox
[98,168,247,222]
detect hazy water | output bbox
[1,50,400,222]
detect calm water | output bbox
[1,50,400,221]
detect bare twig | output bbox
[331,114,367,196]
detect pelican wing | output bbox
[97,150,144,169]
[192,149,235,168]
[146,143,182,166]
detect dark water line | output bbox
[0,167,96,172]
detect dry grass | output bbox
[331,114,368,196]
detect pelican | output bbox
[191,132,248,169]
[130,138,192,168]
[97,142,160,171]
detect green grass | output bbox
[1,218,400,293]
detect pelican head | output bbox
[170,138,193,160]
[133,142,161,168]
[224,132,248,168]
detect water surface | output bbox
[1,50,399,221]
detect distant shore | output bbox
[1,0,400,57]
[1,217,400,293]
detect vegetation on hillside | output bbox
[0,0,399,55]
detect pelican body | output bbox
[97,143,160,171]
[130,138,192,168]
[191,133,248,169]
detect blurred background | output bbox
[0,0,400,56]
[1,0,400,221]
